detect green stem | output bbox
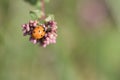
[41,0,45,19]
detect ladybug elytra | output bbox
[32,26,46,39]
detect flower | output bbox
[21,16,58,47]
[40,20,57,47]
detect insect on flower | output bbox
[32,25,46,39]
[21,15,58,47]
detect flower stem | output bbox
[41,0,46,19]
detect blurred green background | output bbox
[0,0,120,80]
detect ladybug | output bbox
[32,25,46,39]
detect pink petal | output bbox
[29,37,37,44]
[33,23,37,27]
[43,44,47,48]
[52,40,56,43]
[26,26,30,31]
[46,41,50,45]
[22,24,26,28]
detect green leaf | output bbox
[45,14,55,22]
[29,10,42,20]
[24,0,50,6]
[24,0,39,5]
[36,1,41,9]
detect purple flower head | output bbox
[21,16,58,47]
[39,19,58,47]
[22,20,38,36]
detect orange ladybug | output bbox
[32,26,46,39]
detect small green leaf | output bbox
[36,1,41,9]
[45,14,55,22]
[29,10,42,20]
[24,0,39,5]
